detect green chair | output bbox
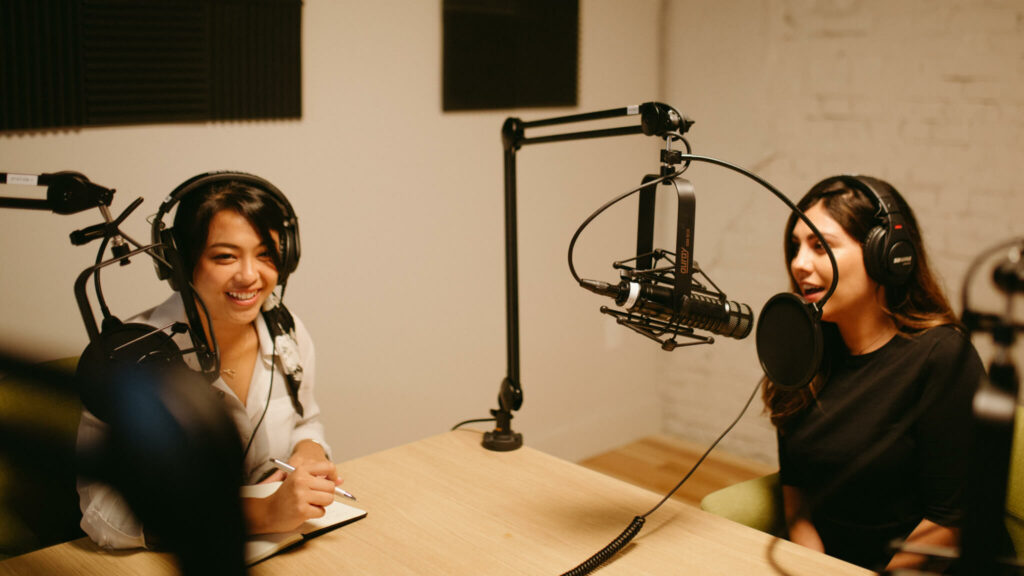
[1005,407,1024,555]
[700,406,1024,559]
[699,471,786,537]
[0,356,84,559]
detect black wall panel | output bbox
[0,0,301,132]
[443,0,578,111]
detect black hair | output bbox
[172,180,287,283]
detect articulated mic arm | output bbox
[487,102,694,452]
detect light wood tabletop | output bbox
[0,429,871,575]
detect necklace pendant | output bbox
[221,368,237,379]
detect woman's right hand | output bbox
[244,460,339,534]
[786,517,825,552]
[782,485,825,553]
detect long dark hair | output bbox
[172,180,287,282]
[762,176,960,430]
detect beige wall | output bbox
[0,0,667,462]
[659,0,1024,463]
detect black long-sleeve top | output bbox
[778,325,997,570]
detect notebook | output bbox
[241,481,367,565]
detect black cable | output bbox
[641,379,760,518]
[94,234,114,320]
[559,379,761,576]
[186,280,219,368]
[567,153,840,313]
[243,328,276,460]
[450,417,496,431]
[559,516,646,576]
[567,166,686,283]
[91,212,166,322]
[671,154,839,309]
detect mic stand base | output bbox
[482,407,523,452]
[482,429,523,452]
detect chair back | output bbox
[699,471,787,537]
[0,356,83,558]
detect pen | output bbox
[269,458,357,501]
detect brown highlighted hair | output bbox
[762,176,960,431]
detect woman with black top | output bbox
[762,175,1011,571]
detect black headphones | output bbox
[809,174,917,287]
[757,175,918,390]
[151,171,301,291]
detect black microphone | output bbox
[580,278,753,340]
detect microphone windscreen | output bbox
[756,292,823,390]
[76,322,186,422]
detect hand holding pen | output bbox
[271,458,357,501]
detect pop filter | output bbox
[76,318,188,423]
[756,292,823,390]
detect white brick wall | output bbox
[658,0,1024,464]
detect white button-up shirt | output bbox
[76,294,330,549]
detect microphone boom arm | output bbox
[0,172,115,215]
[493,103,695,451]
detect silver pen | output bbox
[269,458,357,501]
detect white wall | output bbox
[0,0,668,462]
[659,0,1024,464]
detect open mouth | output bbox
[802,285,825,298]
[227,290,260,304]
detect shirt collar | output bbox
[140,294,274,366]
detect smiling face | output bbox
[789,201,883,326]
[191,210,280,331]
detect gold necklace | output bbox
[219,324,256,380]
[851,330,894,355]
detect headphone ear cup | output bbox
[862,224,890,285]
[883,237,916,286]
[154,228,182,291]
[276,221,300,286]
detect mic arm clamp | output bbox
[69,196,144,267]
[482,377,523,451]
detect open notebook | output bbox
[241,481,367,565]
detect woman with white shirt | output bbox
[77,172,341,548]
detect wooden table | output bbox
[0,430,871,575]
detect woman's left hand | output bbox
[259,439,337,484]
[287,439,343,487]
[289,439,329,466]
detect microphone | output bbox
[580,278,753,340]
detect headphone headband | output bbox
[151,171,300,290]
[809,174,916,286]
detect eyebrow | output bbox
[205,242,269,251]
[790,231,840,243]
[205,242,240,250]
